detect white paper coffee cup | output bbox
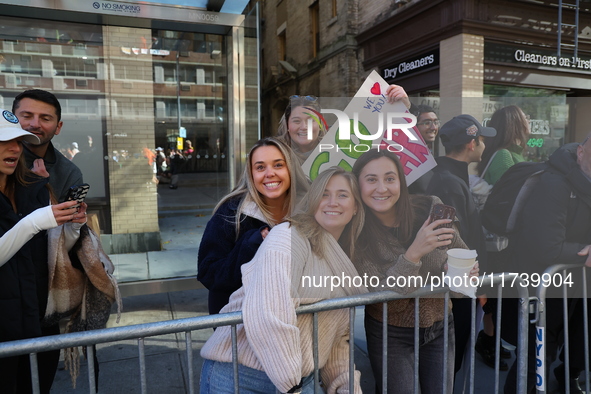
[447,248,477,269]
[445,249,478,298]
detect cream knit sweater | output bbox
[200,222,367,393]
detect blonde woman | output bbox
[200,166,367,393]
[198,137,309,314]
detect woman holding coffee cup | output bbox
[351,149,478,393]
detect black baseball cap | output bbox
[439,114,496,148]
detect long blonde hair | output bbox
[291,166,364,259]
[213,137,309,235]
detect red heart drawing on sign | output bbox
[370,82,381,95]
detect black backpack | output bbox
[481,161,547,236]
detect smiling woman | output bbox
[351,149,477,394]
[313,174,357,240]
[197,137,310,315]
[250,145,291,210]
[276,96,327,164]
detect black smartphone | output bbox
[65,183,90,207]
[428,203,456,229]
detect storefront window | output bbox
[0,15,230,234]
[484,85,568,162]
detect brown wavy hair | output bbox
[352,150,434,264]
[477,105,529,176]
[4,146,54,207]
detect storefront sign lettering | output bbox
[189,12,220,22]
[382,50,439,81]
[527,138,544,148]
[535,326,545,390]
[529,119,550,135]
[92,2,141,14]
[514,49,591,70]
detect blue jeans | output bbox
[365,313,455,394]
[200,359,319,394]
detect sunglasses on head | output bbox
[290,95,318,102]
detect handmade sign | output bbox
[302,70,436,184]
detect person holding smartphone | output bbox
[0,109,87,394]
[351,149,477,394]
[198,137,309,315]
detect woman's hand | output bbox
[386,84,411,109]
[404,218,455,263]
[32,159,49,178]
[469,262,480,278]
[261,227,270,239]
[51,201,88,225]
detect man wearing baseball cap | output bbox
[425,114,497,377]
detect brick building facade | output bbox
[261,0,591,155]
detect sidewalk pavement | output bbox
[50,176,514,393]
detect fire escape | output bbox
[557,0,581,57]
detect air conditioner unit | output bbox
[5,74,17,89]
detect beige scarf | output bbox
[46,224,122,387]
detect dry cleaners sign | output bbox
[382,49,439,81]
[485,43,591,72]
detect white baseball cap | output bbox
[0,109,40,144]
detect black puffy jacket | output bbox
[0,178,50,342]
[509,143,591,276]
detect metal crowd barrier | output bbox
[0,273,529,394]
[535,263,590,394]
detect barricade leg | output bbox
[414,297,419,394]
[349,307,355,394]
[231,325,239,394]
[138,338,147,394]
[582,269,590,393]
[382,302,388,394]
[185,331,195,394]
[87,345,96,394]
[313,312,320,393]
[516,295,529,394]
[494,287,503,394]
[443,292,450,394]
[29,352,40,394]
